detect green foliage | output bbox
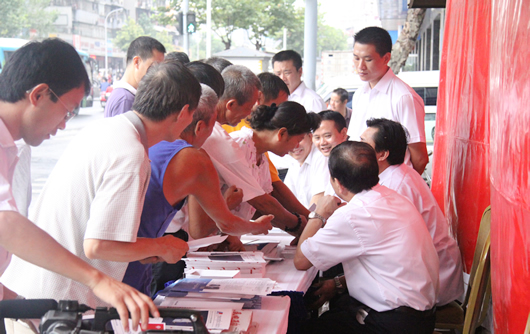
[280,7,347,56]
[0,0,57,38]
[113,19,145,52]
[152,0,298,50]
[248,0,297,50]
[113,18,175,53]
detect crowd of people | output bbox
[0,26,463,334]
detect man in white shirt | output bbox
[360,118,464,306]
[196,65,307,237]
[2,60,200,310]
[312,110,348,157]
[294,141,439,334]
[104,36,166,118]
[272,50,326,113]
[347,26,429,174]
[284,132,329,208]
[0,38,159,330]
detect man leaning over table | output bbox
[360,118,463,306]
[294,141,439,334]
[122,84,273,295]
[0,38,158,331]
[223,72,311,216]
[192,65,308,238]
[1,60,200,310]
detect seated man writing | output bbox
[360,118,464,306]
[294,141,439,334]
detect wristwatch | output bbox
[308,211,326,226]
[334,275,346,294]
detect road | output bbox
[28,101,105,212]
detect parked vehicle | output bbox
[100,86,113,108]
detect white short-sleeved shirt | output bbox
[347,69,426,164]
[202,123,266,203]
[284,144,329,208]
[229,127,273,220]
[379,164,464,305]
[0,118,18,300]
[1,113,151,308]
[301,184,439,312]
[289,81,327,114]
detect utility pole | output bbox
[183,0,189,54]
[206,0,212,58]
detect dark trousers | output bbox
[150,229,188,296]
[301,294,435,334]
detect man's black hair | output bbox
[0,38,90,103]
[126,36,166,65]
[203,57,233,73]
[366,118,409,165]
[354,27,392,57]
[332,88,349,103]
[257,72,289,103]
[318,110,347,133]
[165,51,190,64]
[133,60,201,122]
[185,61,225,98]
[272,50,303,71]
[329,141,379,194]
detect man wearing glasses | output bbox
[0,38,159,331]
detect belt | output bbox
[391,305,436,319]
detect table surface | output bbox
[240,228,318,334]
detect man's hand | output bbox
[89,272,160,331]
[223,185,244,210]
[314,195,346,220]
[156,235,189,263]
[209,235,245,251]
[310,279,337,309]
[251,214,274,235]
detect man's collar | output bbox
[371,68,395,94]
[113,80,137,95]
[290,81,305,97]
[0,117,16,150]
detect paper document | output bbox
[188,235,228,251]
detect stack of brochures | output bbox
[183,251,268,278]
[154,278,277,333]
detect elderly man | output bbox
[360,118,463,306]
[2,60,201,309]
[195,65,307,236]
[328,88,352,128]
[0,38,158,330]
[295,141,439,334]
[122,85,273,295]
[347,27,429,174]
[272,50,326,113]
[104,36,165,117]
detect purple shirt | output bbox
[104,87,135,118]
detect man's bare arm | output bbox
[83,236,189,263]
[271,181,311,217]
[408,142,429,174]
[168,149,273,237]
[0,211,159,331]
[248,194,307,236]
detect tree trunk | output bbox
[389,8,426,74]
